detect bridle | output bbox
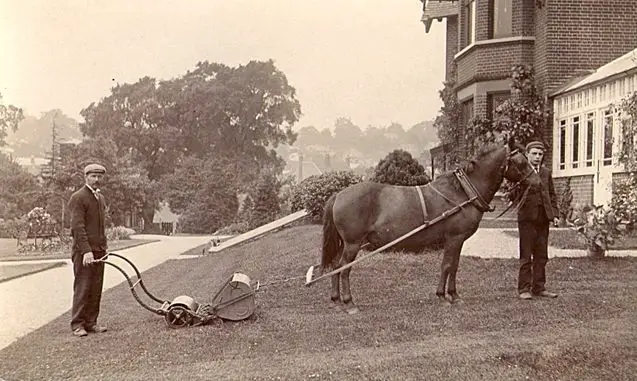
[493,148,537,218]
[503,148,536,189]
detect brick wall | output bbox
[554,175,594,210]
[446,17,459,80]
[512,0,535,37]
[456,39,535,88]
[543,0,637,97]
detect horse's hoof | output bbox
[452,298,464,305]
[438,296,452,306]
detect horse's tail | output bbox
[321,193,343,271]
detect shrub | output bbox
[0,216,28,239]
[610,173,637,231]
[215,221,250,236]
[106,226,136,241]
[290,170,362,221]
[572,204,626,256]
[371,149,431,186]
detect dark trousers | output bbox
[518,214,549,294]
[71,251,105,330]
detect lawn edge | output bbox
[0,261,67,284]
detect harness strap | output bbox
[415,186,428,223]
[454,169,495,213]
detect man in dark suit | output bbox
[517,141,560,300]
[68,163,109,337]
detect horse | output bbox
[319,136,540,314]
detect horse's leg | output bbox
[437,238,463,305]
[446,243,465,304]
[339,242,361,315]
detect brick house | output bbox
[421,0,637,206]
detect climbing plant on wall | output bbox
[465,65,547,155]
[433,66,463,164]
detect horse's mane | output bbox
[433,140,517,187]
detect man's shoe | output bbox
[535,290,558,298]
[72,328,88,337]
[519,292,533,300]
[86,325,108,333]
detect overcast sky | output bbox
[0,0,446,130]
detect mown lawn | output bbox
[0,225,635,381]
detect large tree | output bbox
[79,60,301,229]
[0,93,24,148]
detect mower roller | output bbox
[100,253,259,328]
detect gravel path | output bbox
[0,234,211,350]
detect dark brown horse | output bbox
[319,137,539,313]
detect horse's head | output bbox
[503,135,541,187]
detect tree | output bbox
[0,153,42,220]
[247,173,281,229]
[79,60,301,228]
[0,94,24,148]
[163,156,238,234]
[52,136,156,227]
[371,149,431,186]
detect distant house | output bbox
[153,202,179,235]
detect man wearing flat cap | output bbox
[67,163,109,337]
[516,140,560,300]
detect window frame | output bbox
[490,0,513,39]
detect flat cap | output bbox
[525,140,546,152]
[84,163,106,175]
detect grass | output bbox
[503,228,637,250]
[0,261,66,283]
[0,225,636,380]
[0,238,160,261]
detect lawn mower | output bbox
[100,253,260,328]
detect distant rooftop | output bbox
[552,47,637,96]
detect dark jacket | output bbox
[68,185,107,255]
[518,166,558,222]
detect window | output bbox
[487,92,510,119]
[610,81,616,99]
[603,110,614,166]
[577,93,582,109]
[601,84,606,101]
[570,95,575,111]
[559,119,567,170]
[465,0,476,46]
[491,0,512,38]
[585,112,595,167]
[461,98,474,150]
[629,75,635,93]
[619,78,626,95]
[572,116,580,168]
[592,87,597,104]
[584,89,590,107]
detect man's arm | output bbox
[69,192,92,254]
